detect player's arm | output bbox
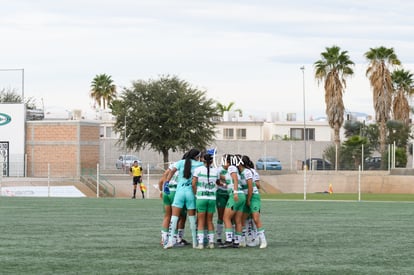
[231,172,239,201]
[158,168,170,192]
[192,176,198,195]
[246,178,253,206]
[165,167,177,182]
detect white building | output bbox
[214,111,333,141]
[99,110,375,143]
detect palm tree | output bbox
[391,69,414,125]
[314,45,355,147]
[216,101,243,117]
[90,74,117,109]
[364,47,401,155]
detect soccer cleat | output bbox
[180,239,190,246]
[163,241,174,249]
[195,244,204,249]
[219,241,233,248]
[208,243,215,249]
[216,239,223,245]
[232,243,240,248]
[162,237,169,247]
[246,239,257,247]
[239,238,246,247]
[259,239,267,249]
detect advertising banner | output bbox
[0,103,25,176]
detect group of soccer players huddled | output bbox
[158,148,267,249]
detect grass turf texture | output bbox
[1,197,414,274]
[261,193,414,202]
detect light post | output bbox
[300,65,307,200]
[124,114,128,174]
[0,68,25,101]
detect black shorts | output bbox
[133,176,142,185]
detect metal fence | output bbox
[99,139,413,171]
[99,139,336,172]
[2,140,412,178]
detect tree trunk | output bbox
[379,119,387,162]
[162,149,169,170]
[334,123,341,170]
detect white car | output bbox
[116,155,141,169]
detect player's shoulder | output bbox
[228,165,238,173]
[244,168,253,176]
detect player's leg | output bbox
[164,205,182,249]
[186,190,198,248]
[215,192,228,244]
[251,195,267,248]
[164,190,183,249]
[196,208,206,249]
[232,193,246,248]
[139,177,144,198]
[161,193,173,246]
[132,182,137,199]
[219,197,236,248]
[206,201,216,248]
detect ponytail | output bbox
[204,154,213,183]
[184,148,200,179]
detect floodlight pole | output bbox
[124,115,128,174]
[301,66,307,201]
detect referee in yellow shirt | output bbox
[130,161,143,199]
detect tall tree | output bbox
[391,69,414,125]
[314,45,355,147]
[364,46,401,156]
[111,75,219,167]
[90,74,117,109]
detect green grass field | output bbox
[1,196,414,274]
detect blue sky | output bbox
[1,0,413,119]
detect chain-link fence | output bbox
[99,139,412,172]
[2,140,413,198]
[2,140,412,179]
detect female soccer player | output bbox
[192,153,220,249]
[234,154,254,248]
[163,149,203,249]
[216,159,229,244]
[240,155,267,249]
[158,162,187,246]
[219,154,246,248]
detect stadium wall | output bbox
[26,121,100,177]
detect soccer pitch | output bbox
[1,197,413,274]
